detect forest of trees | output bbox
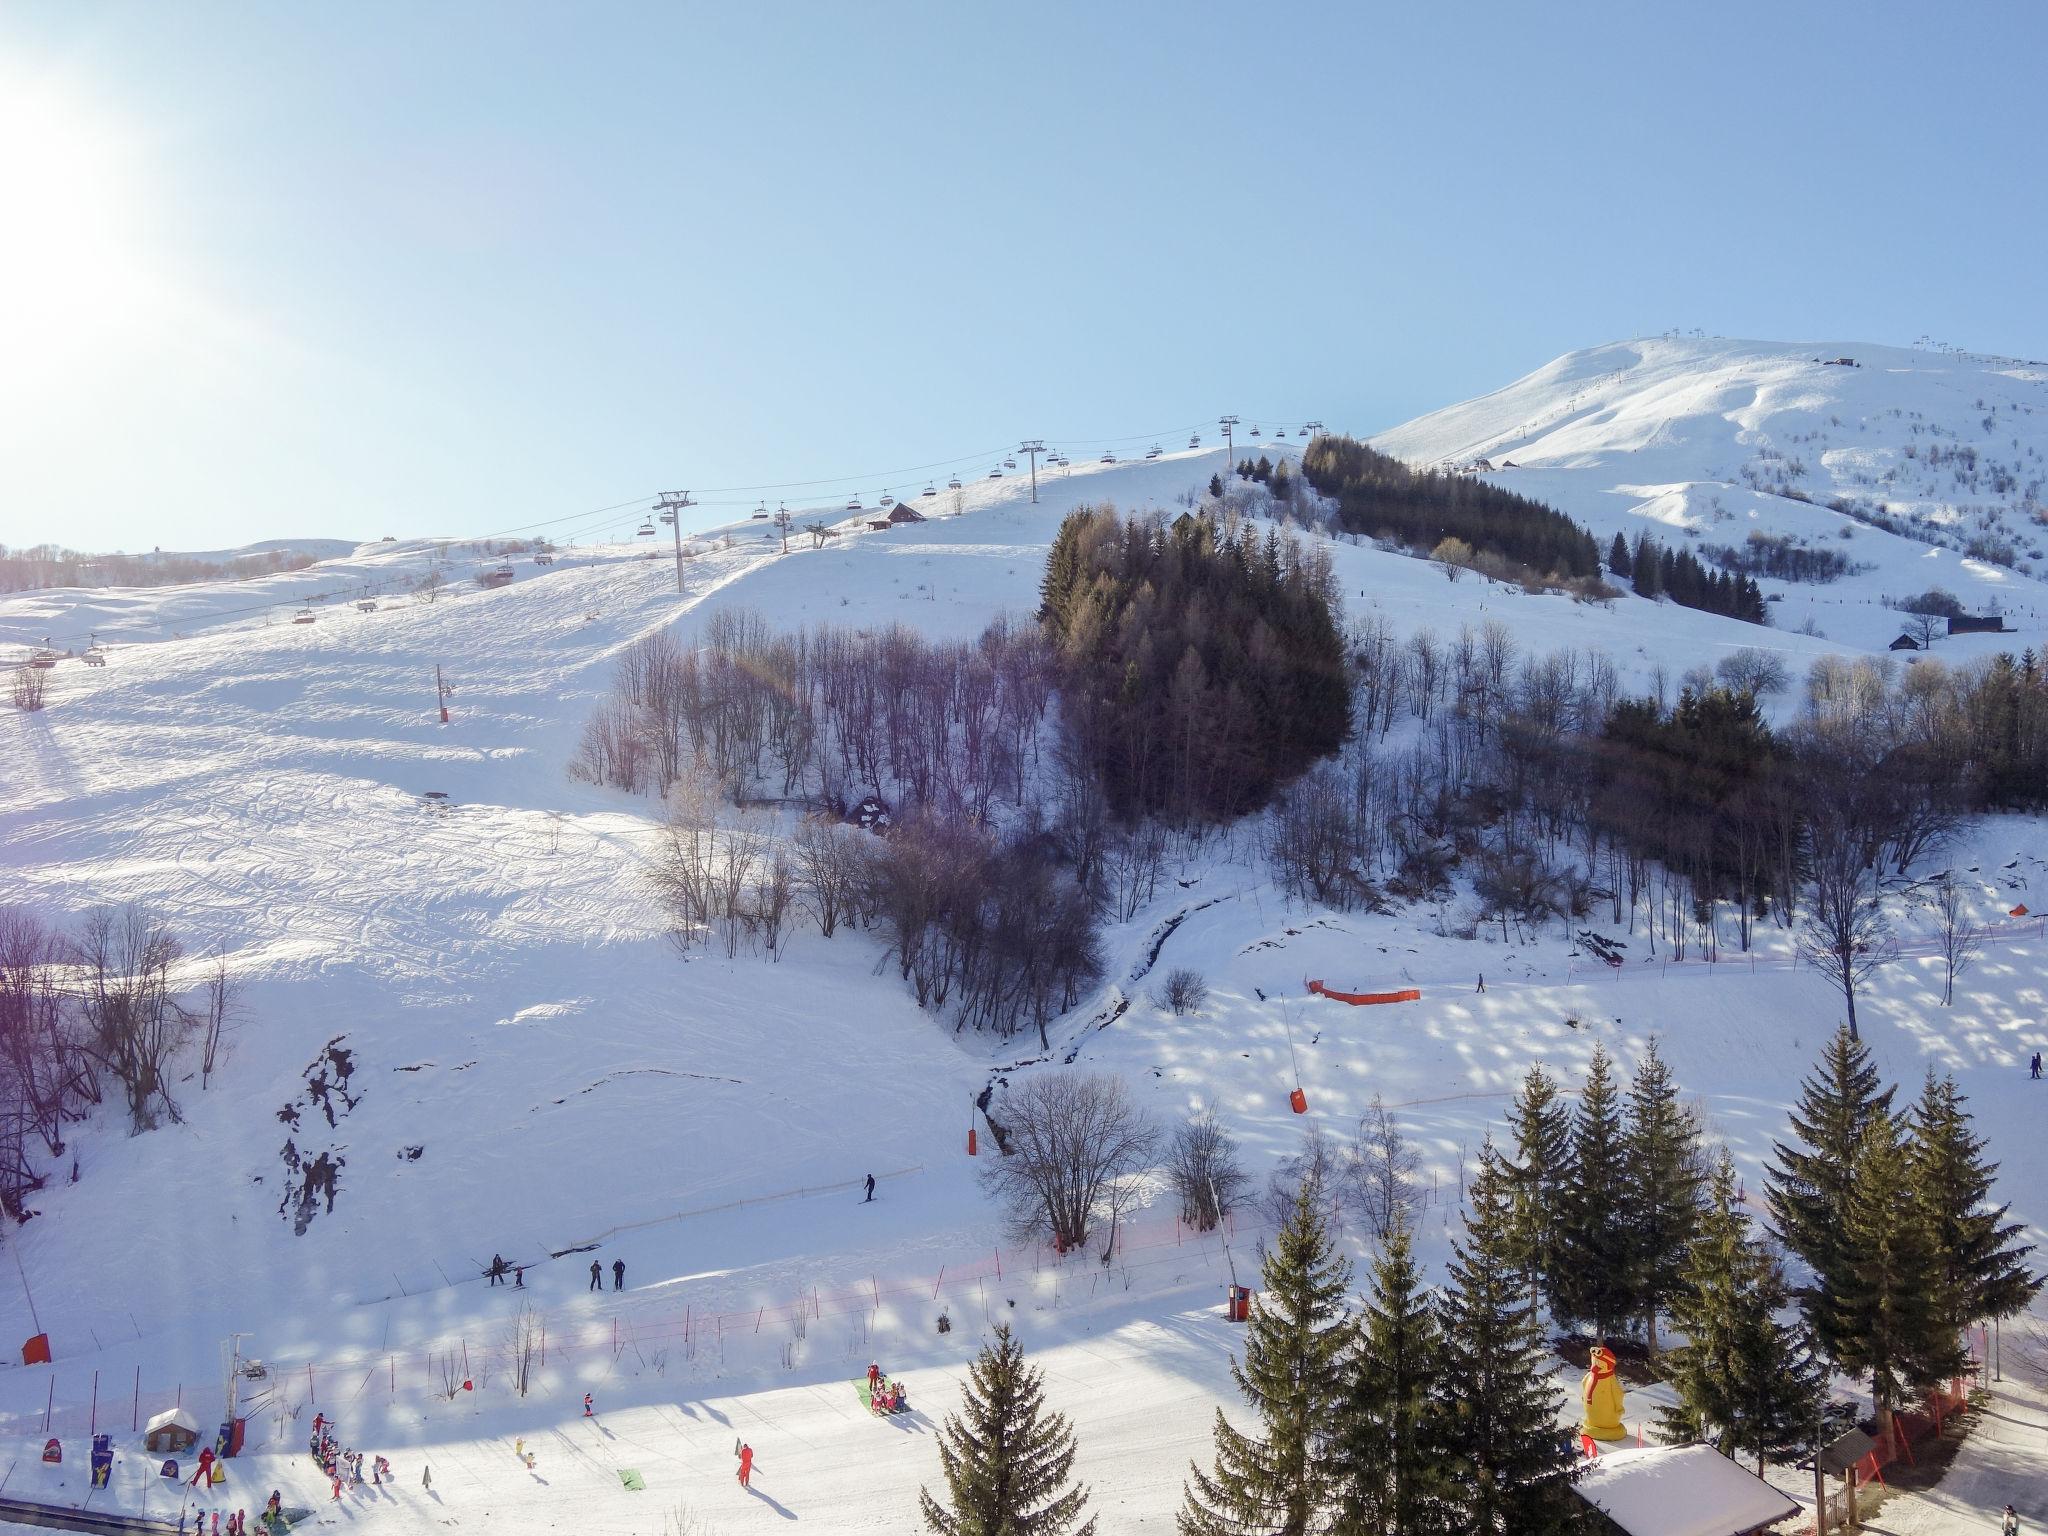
[1300,434,1603,587]
[1702,529,1860,585]
[1038,507,1349,821]
[1266,607,2048,962]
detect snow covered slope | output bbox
[4,354,2048,1533]
[1375,336,2048,652]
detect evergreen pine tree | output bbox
[921,1324,1097,1536]
[1607,532,1632,578]
[1333,1216,1453,1535]
[1660,1150,1826,1475]
[1555,1044,1633,1337]
[1179,1178,1354,1536]
[1832,1114,1968,1441]
[1505,1065,1574,1316]
[1209,473,1224,499]
[1437,1142,1577,1536]
[1620,1039,1704,1355]
[1906,1071,2041,1334]
[1764,1025,1894,1359]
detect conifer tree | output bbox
[1437,1142,1577,1535]
[1906,1071,2041,1334]
[1208,473,1224,499]
[1621,1039,1703,1355]
[1505,1065,1573,1316]
[1832,1114,1967,1441]
[921,1324,1097,1536]
[1556,1044,1633,1337]
[1764,1025,1894,1358]
[1607,531,1632,578]
[1179,1177,1354,1536]
[1333,1216,1453,1535]
[1660,1150,1825,1475]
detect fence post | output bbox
[994,1248,1002,1280]
[89,1370,97,1435]
[132,1366,140,1431]
[43,1376,53,1432]
[307,1363,315,1403]
[540,1323,546,1368]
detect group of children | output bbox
[864,1361,908,1414]
[308,1414,392,1502]
[176,1491,284,1535]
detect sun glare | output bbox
[0,74,152,386]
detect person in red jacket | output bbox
[736,1442,753,1490]
[190,1446,217,1488]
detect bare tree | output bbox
[1795,808,1896,1039]
[72,906,193,1132]
[1253,1122,1347,1240]
[507,1303,543,1397]
[198,942,240,1088]
[412,569,445,605]
[1926,870,1982,1007]
[1346,1094,1421,1243]
[9,665,47,712]
[1715,647,1791,699]
[977,1073,1160,1253]
[1156,968,1207,1016]
[1166,1105,1248,1232]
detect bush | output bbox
[10,665,47,712]
[1168,1106,1249,1232]
[977,1073,1160,1252]
[1158,967,1208,1016]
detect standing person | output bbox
[487,1254,505,1287]
[420,1466,431,1493]
[2003,1505,2019,1536]
[514,1265,524,1288]
[2032,1054,2041,1081]
[736,1442,753,1490]
[1476,973,1486,993]
[863,1173,876,1203]
[583,1393,595,1418]
[588,1259,602,1291]
[191,1445,217,1488]
[612,1259,624,1291]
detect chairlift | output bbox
[1003,456,1017,469]
[880,490,894,507]
[1145,444,1161,460]
[1189,433,1201,448]
[750,501,769,519]
[1250,425,1262,437]
[947,475,962,490]
[988,467,1003,479]
[922,483,937,498]
[1100,451,1116,464]
[847,495,864,512]
[636,520,655,537]
[659,511,676,525]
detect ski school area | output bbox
[0,1178,1288,1535]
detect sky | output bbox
[2,1,2045,554]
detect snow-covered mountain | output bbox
[3,346,2046,1533]
[1375,335,2048,652]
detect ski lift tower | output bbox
[655,491,694,595]
[222,1333,250,1432]
[1219,415,1240,473]
[1019,440,1045,504]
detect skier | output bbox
[589,1259,602,1291]
[514,1265,525,1288]
[736,1442,754,1490]
[421,1465,432,1492]
[191,1445,217,1488]
[2032,1054,2041,1081]
[1476,973,1486,993]
[265,1491,281,1523]
[613,1258,624,1291]
[864,1173,876,1203]
[2003,1506,2019,1536]
[583,1392,595,1418]
[487,1254,506,1287]
[868,1361,881,1393]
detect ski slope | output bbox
[4,347,2048,1532]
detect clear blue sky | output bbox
[3,1,2044,552]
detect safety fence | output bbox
[1815,1366,1977,1532]
[1550,913,2044,986]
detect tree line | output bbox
[0,907,237,1218]
[1300,434,1603,587]
[0,542,317,593]
[1611,533,1769,624]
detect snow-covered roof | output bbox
[1572,1445,1799,1536]
[144,1407,200,1435]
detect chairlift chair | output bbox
[1003,456,1017,469]
[880,491,894,507]
[636,521,655,537]
[922,483,937,497]
[659,511,676,525]
[1145,444,1161,459]
[1250,425,1262,437]
[988,467,1003,479]
[1100,451,1116,463]
[1189,433,1201,448]
[947,475,962,490]
[847,495,864,512]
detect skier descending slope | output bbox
[737,1441,754,1490]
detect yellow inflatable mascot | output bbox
[1581,1345,1626,1442]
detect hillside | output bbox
[2,351,2047,1533]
